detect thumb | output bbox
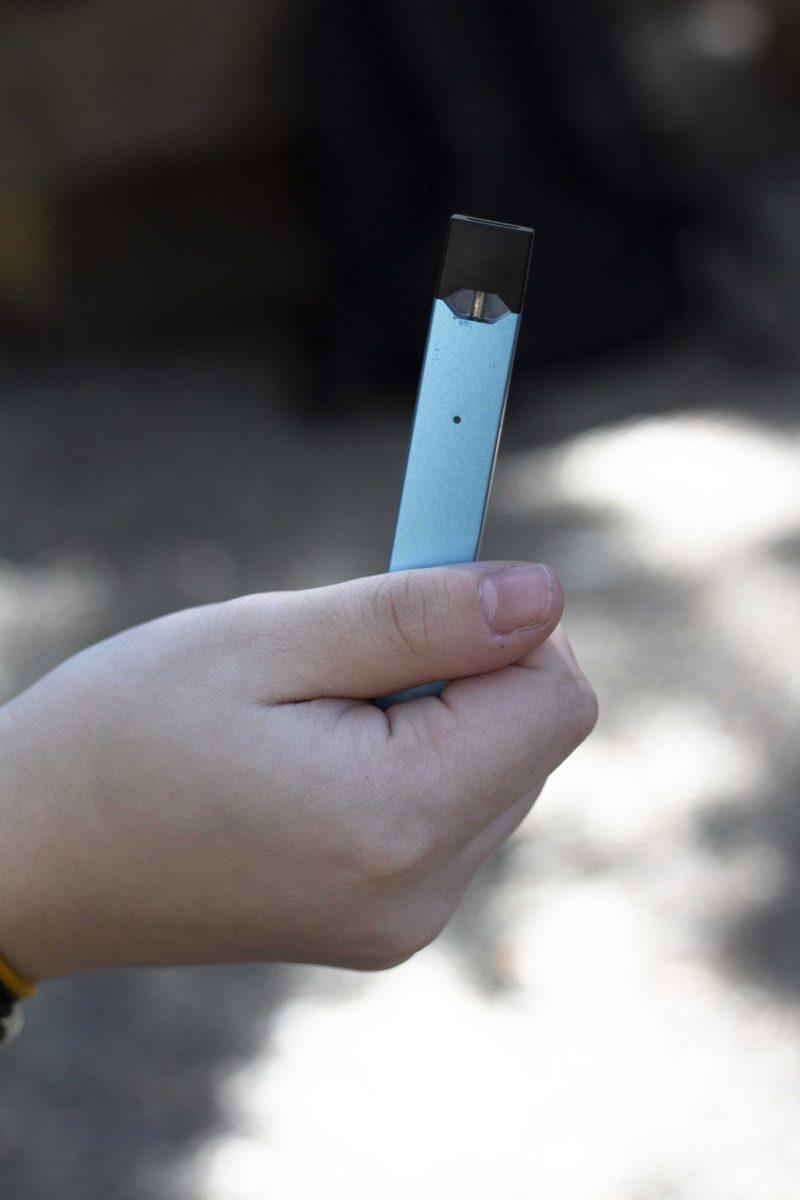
[262,562,563,701]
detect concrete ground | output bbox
[0,329,799,1199]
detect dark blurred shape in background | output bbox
[0,0,796,385]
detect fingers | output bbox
[239,562,564,702]
[516,623,589,682]
[385,627,597,837]
[444,630,598,794]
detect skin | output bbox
[0,561,597,982]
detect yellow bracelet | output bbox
[0,951,37,1000]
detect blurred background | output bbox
[0,1,799,1197]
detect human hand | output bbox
[0,561,596,980]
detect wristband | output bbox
[0,951,37,1046]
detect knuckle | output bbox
[351,807,437,885]
[553,670,599,748]
[347,904,451,972]
[370,573,443,660]
[387,711,461,782]
[350,941,419,972]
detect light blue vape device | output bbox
[379,214,534,707]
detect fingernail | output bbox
[480,564,555,634]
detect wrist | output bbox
[0,689,92,981]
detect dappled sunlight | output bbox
[535,703,763,848]
[702,555,800,700]
[172,403,800,1199]
[499,412,800,572]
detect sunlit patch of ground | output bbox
[172,402,800,1200]
[0,344,798,1199]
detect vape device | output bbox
[379,214,534,707]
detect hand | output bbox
[0,561,596,980]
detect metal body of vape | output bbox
[379,214,534,707]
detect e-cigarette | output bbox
[379,214,534,707]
